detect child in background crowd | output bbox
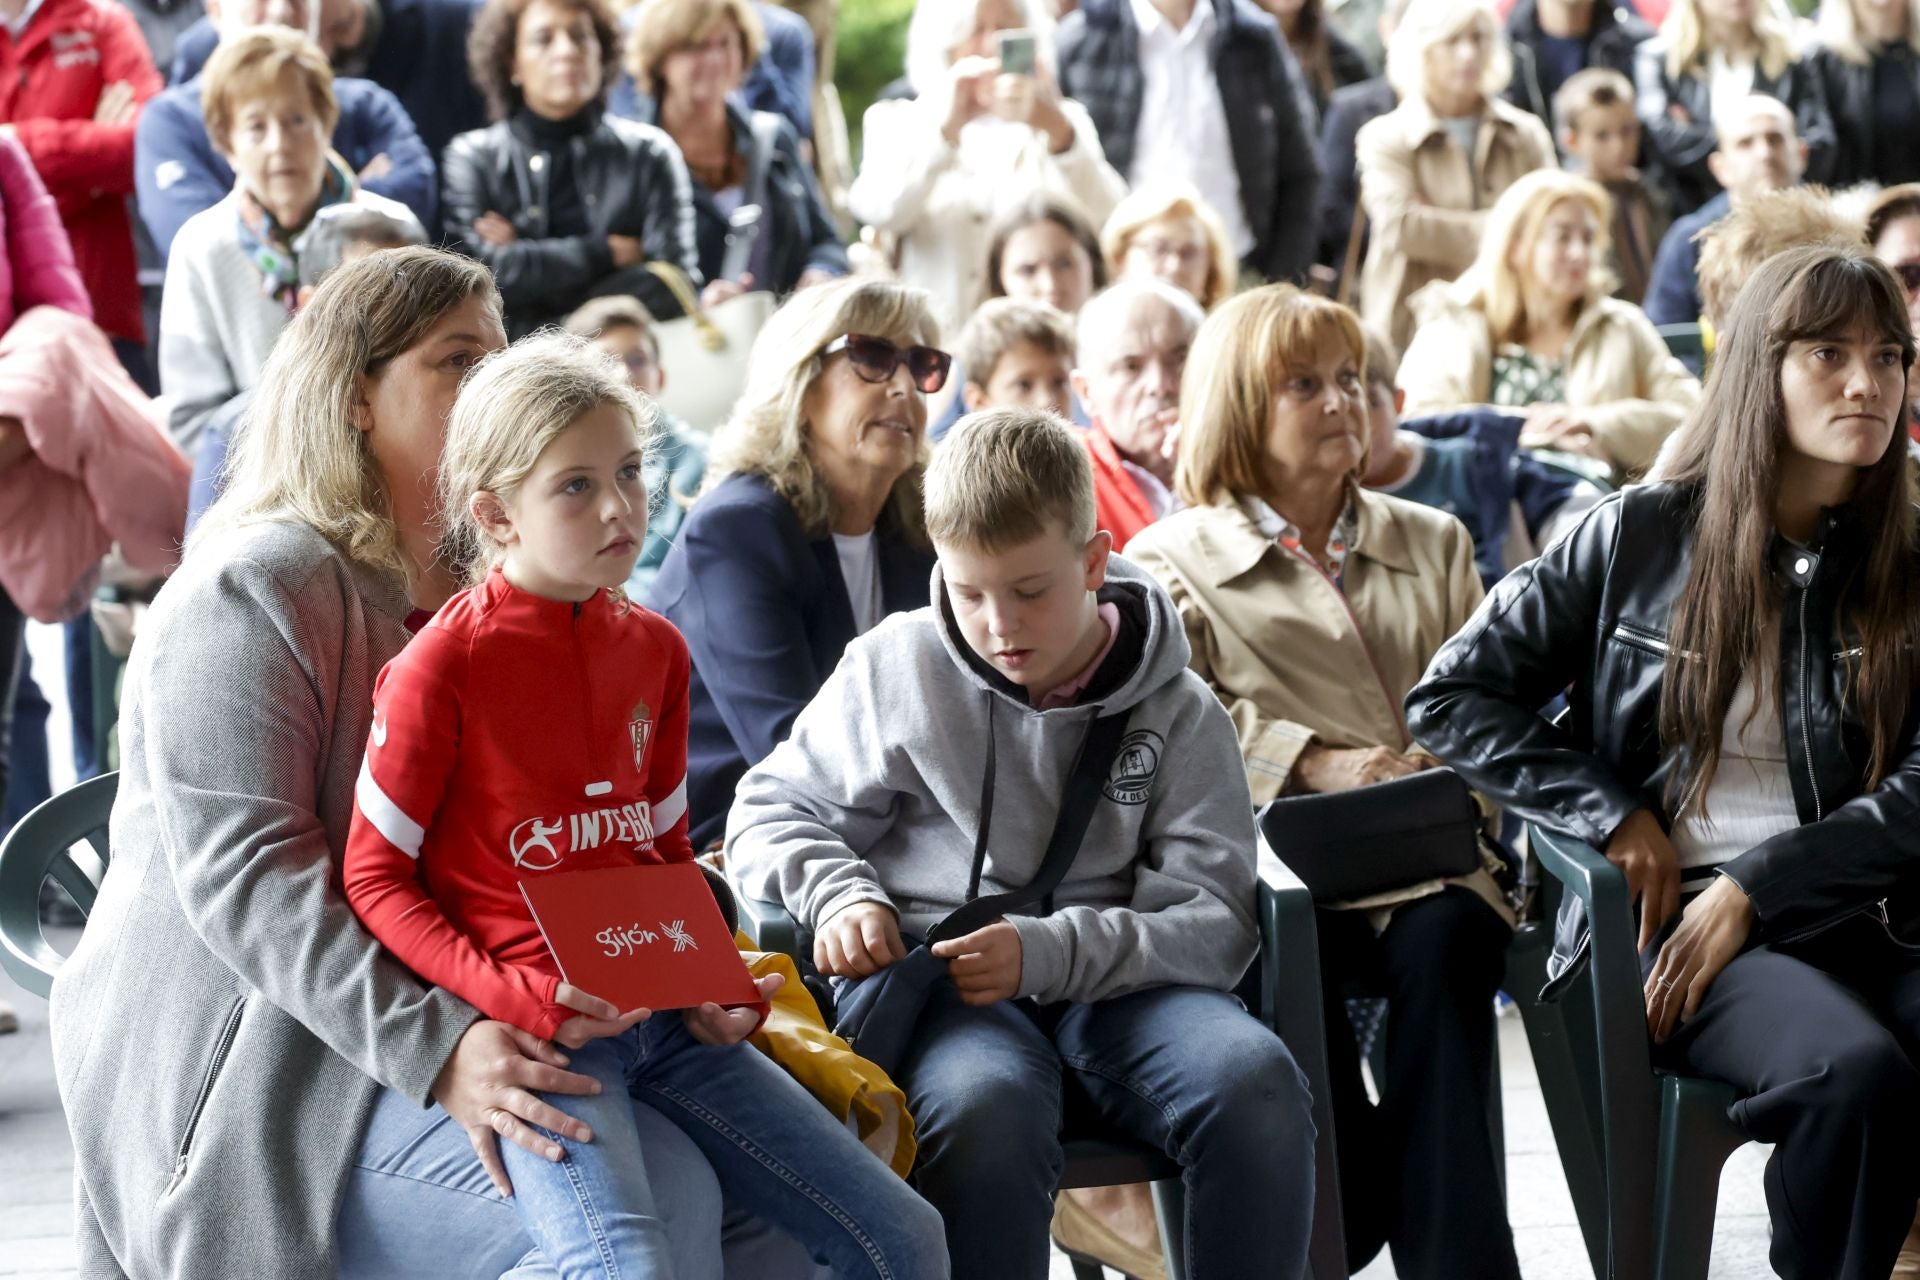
[341,332,946,1280]
[727,408,1314,1280]
[1359,325,1602,585]
[1555,68,1668,306]
[563,296,707,603]
[956,298,1077,420]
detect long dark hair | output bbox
[1285,0,1338,102]
[1659,244,1920,814]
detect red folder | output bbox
[519,863,762,1012]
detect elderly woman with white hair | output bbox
[650,277,949,847]
[1633,0,1834,213]
[846,0,1126,331]
[1809,0,1920,187]
[1396,168,1701,481]
[1356,0,1555,351]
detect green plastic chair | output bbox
[741,852,1342,1280]
[0,771,117,999]
[1517,824,1750,1280]
[1656,324,1707,364]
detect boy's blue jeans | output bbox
[499,1010,948,1280]
[884,982,1317,1280]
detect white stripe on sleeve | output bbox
[356,757,426,859]
[653,775,689,833]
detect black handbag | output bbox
[1258,767,1483,902]
[831,704,1133,1075]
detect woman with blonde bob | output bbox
[1128,284,1520,1280]
[1396,169,1701,481]
[1632,0,1834,213]
[652,277,946,846]
[1808,0,1920,187]
[1355,0,1556,351]
[1100,184,1241,311]
[48,246,782,1277]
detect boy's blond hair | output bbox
[1695,186,1866,331]
[1553,67,1635,138]
[439,331,657,583]
[956,299,1076,393]
[924,408,1096,552]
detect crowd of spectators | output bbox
[3,0,1920,1273]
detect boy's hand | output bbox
[551,981,650,1050]
[815,901,906,977]
[931,920,1023,1006]
[684,972,784,1045]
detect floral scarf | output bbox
[234,152,356,315]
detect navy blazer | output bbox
[652,471,936,848]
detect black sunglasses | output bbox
[822,334,953,394]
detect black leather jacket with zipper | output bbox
[440,112,701,336]
[1406,483,1920,991]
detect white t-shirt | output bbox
[1668,671,1800,874]
[833,531,883,635]
[1705,51,1758,136]
[1125,0,1255,259]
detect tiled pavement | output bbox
[0,956,1777,1280]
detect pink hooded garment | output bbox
[0,134,187,622]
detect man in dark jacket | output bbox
[1056,0,1321,284]
[1503,0,1653,131]
[170,0,486,155]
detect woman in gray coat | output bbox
[46,247,751,1278]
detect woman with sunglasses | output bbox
[652,278,948,848]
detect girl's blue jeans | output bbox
[498,1010,947,1280]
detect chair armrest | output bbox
[1525,822,1661,1272]
[738,893,807,963]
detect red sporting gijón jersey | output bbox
[344,570,694,1041]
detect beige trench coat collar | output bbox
[1189,487,1422,588]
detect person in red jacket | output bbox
[341,331,947,1280]
[1070,279,1205,551]
[0,0,160,385]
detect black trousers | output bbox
[1649,912,1920,1280]
[1316,886,1519,1280]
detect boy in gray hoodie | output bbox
[726,409,1315,1280]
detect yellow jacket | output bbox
[739,940,917,1178]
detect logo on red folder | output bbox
[519,864,760,1012]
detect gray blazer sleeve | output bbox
[137,553,477,1103]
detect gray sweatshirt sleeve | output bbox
[724,649,904,931]
[142,554,477,1104]
[1009,682,1259,1005]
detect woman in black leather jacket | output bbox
[442,0,704,336]
[1631,0,1834,213]
[1408,243,1920,1280]
[622,0,846,299]
[1808,0,1920,187]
